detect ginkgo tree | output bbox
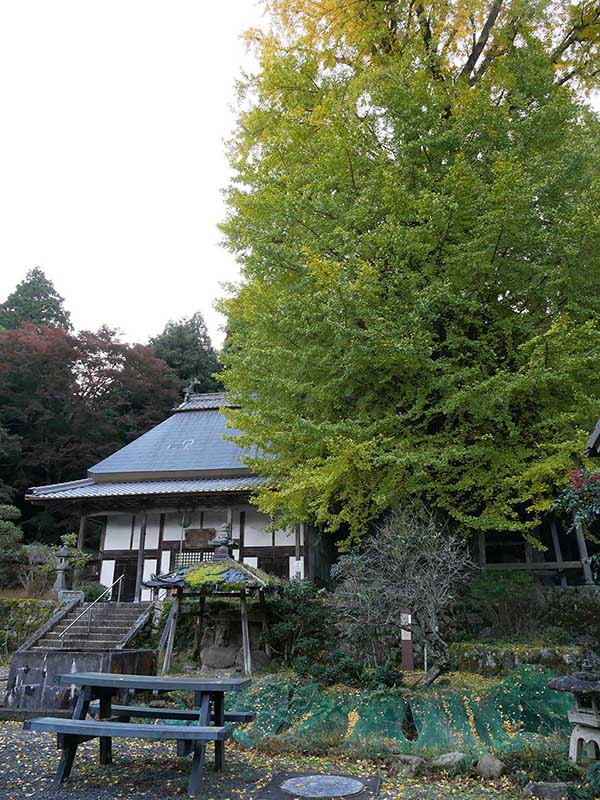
[220,0,600,546]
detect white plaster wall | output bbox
[289,556,304,579]
[103,515,132,550]
[243,508,273,547]
[141,558,157,602]
[160,551,171,574]
[144,514,161,549]
[243,557,258,568]
[100,559,115,588]
[163,512,183,542]
[274,528,295,547]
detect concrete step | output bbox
[46,631,129,641]
[32,642,122,651]
[52,626,131,635]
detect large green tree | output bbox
[221,0,600,545]
[0,267,72,330]
[149,311,223,393]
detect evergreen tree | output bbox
[0,267,72,330]
[221,0,600,544]
[149,311,222,393]
[0,504,26,588]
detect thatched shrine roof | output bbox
[143,558,278,594]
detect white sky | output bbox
[0,1,265,348]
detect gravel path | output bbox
[0,721,522,800]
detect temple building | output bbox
[27,392,333,601]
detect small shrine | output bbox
[549,651,600,763]
[144,523,279,676]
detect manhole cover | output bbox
[280,776,365,798]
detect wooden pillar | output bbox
[226,506,233,538]
[294,524,302,578]
[240,591,252,676]
[193,595,206,661]
[134,511,148,602]
[77,515,86,550]
[238,511,246,562]
[162,587,182,675]
[477,531,487,566]
[550,517,567,587]
[574,517,594,585]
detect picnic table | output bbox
[22,671,253,796]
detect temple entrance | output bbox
[112,559,137,601]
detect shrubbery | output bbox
[500,740,579,783]
[265,579,404,688]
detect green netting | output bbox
[227,665,573,755]
[228,675,294,746]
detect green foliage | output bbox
[467,571,546,640]
[587,763,600,796]
[555,468,600,535]
[266,579,334,668]
[149,311,222,392]
[470,571,538,603]
[59,533,91,582]
[78,581,108,602]
[19,543,55,597]
[0,504,26,588]
[501,740,579,783]
[220,0,600,544]
[0,267,71,330]
[265,579,402,687]
[0,597,55,655]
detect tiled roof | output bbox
[89,393,250,476]
[175,392,234,412]
[27,475,268,501]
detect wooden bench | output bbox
[23,716,230,794]
[88,700,256,724]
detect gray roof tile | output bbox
[89,399,250,476]
[175,392,234,412]
[28,476,267,500]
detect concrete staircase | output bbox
[30,602,152,651]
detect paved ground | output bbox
[0,721,522,800]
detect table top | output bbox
[54,672,251,693]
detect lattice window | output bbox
[172,550,213,569]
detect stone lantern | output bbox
[210,522,233,561]
[549,651,600,763]
[52,545,75,596]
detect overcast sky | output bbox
[0,2,264,347]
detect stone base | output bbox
[4,648,156,712]
[569,723,600,763]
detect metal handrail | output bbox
[59,574,124,647]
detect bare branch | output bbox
[459,0,504,82]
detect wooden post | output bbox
[157,602,176,660]
[477,531,486,566]
[258,589,272,658]
[240,591,252,676]
[162,588,182,675]
[193,595,206,661]
[400,609,415,672]
[226,506,233,539]
[134,511,148,602]
[550,518,567,587]
[294,524,302,578]
[575,517,595,585]
[238,511,245,562]
[77,515,86,550]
